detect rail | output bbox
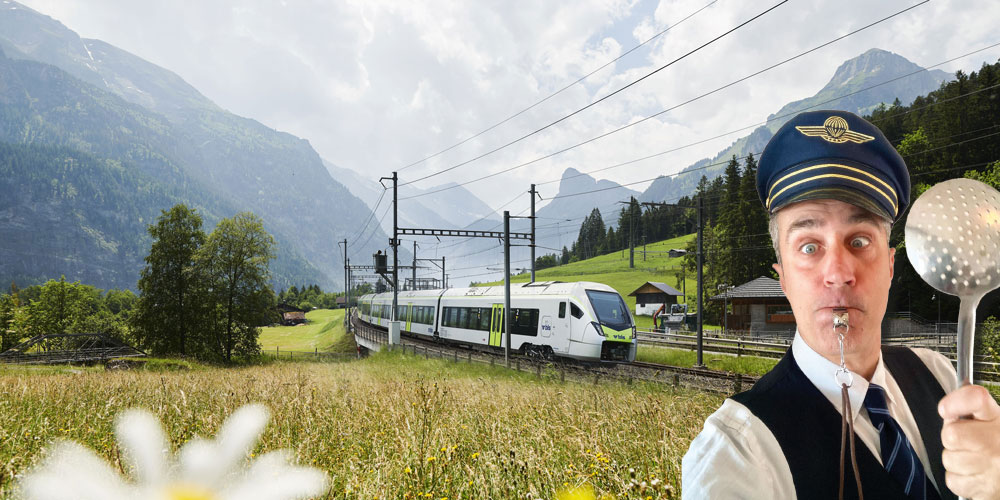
[351,314,753,394]
[637,330,1000,381]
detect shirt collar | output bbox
[791,331,889,419]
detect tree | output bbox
[28,276,87,337]
[197,212,276,363]
[0,292,19,351]
[133,204,206,356]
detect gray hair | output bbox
[768,212,892,265]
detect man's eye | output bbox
[851,236,871,249]
[800,243,818,255]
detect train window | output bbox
[558,302,566,318]
[570,302,583,319]
[478,308,491,331]
[513,308,539,336]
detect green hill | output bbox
[483,233,701,329]
[258,309,355,353]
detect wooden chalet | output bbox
[628,281,684,316]
[710,276,795,336]
[276,303,307,326]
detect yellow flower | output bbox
[555,484,597,500]
[471,452,480,459]
[426,456,436,463]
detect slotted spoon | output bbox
[905,178,1000,388]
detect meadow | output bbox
[0,350,721,499]
[259,309,355,354]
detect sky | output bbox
[17,0,1000,219]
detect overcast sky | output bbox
[18,0,1000,216]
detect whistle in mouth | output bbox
[833,308,849,330]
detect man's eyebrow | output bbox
[847,211,882,226]
[786,217,822,237]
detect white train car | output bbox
[357,281,636,362]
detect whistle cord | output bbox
[839,384,864,500]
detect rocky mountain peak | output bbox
[824,48,923,90]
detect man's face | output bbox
[772,199,895,364]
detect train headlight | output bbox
[591,321,605,337]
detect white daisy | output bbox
[17,404,328,500]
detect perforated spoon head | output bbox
[905,177,1000,390]
[904,178,1000,299]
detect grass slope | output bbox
[484,234,710,329]
[258,309,354,353]
[0,350,723,498]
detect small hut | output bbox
[710,276,794,336]
[628,282,684,316]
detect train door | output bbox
[405,302,413,332]
[552,300,571,353]
[489,303,504,347]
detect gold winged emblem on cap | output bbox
[795,116,875,144]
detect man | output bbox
[682,110,1000,499]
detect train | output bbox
[357,281,636,362]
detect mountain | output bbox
[0,2,390,291]
[534,168,641,252]
[639,48,953,204]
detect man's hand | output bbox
[939,384,1000,499]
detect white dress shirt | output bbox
[681,332,957,499]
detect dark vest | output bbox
[731,346,956,500]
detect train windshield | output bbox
[585,290,632,330]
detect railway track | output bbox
[352,316,755,394]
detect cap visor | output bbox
[773,186,892,221]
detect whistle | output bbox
[833,308,849,330]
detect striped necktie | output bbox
[863,383,940,500]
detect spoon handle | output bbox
[954,299,978,500]
[956,297,979,388]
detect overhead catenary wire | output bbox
[396,0,719,173]
[347,187,387,244]
[531,83,1000,204]
[400,0,789,188]
[400,2,932,201]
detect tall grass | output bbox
[0,351,723,499]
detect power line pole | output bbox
[504,210,512,369]
[392,171,398,321]
[696,195,705,368]
[530,184,537,282]
[442,256,446,288]
[412,240,417,291]
[341,239,350,332]
[629,202,634,269]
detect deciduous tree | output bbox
[133,204,206,356]
[197,212,276,363]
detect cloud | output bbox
[17,0,1000,220]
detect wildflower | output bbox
[555,484,596,500]
[17,404,327,500]
[470,453,479,459]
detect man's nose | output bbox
[823,244,856,287]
